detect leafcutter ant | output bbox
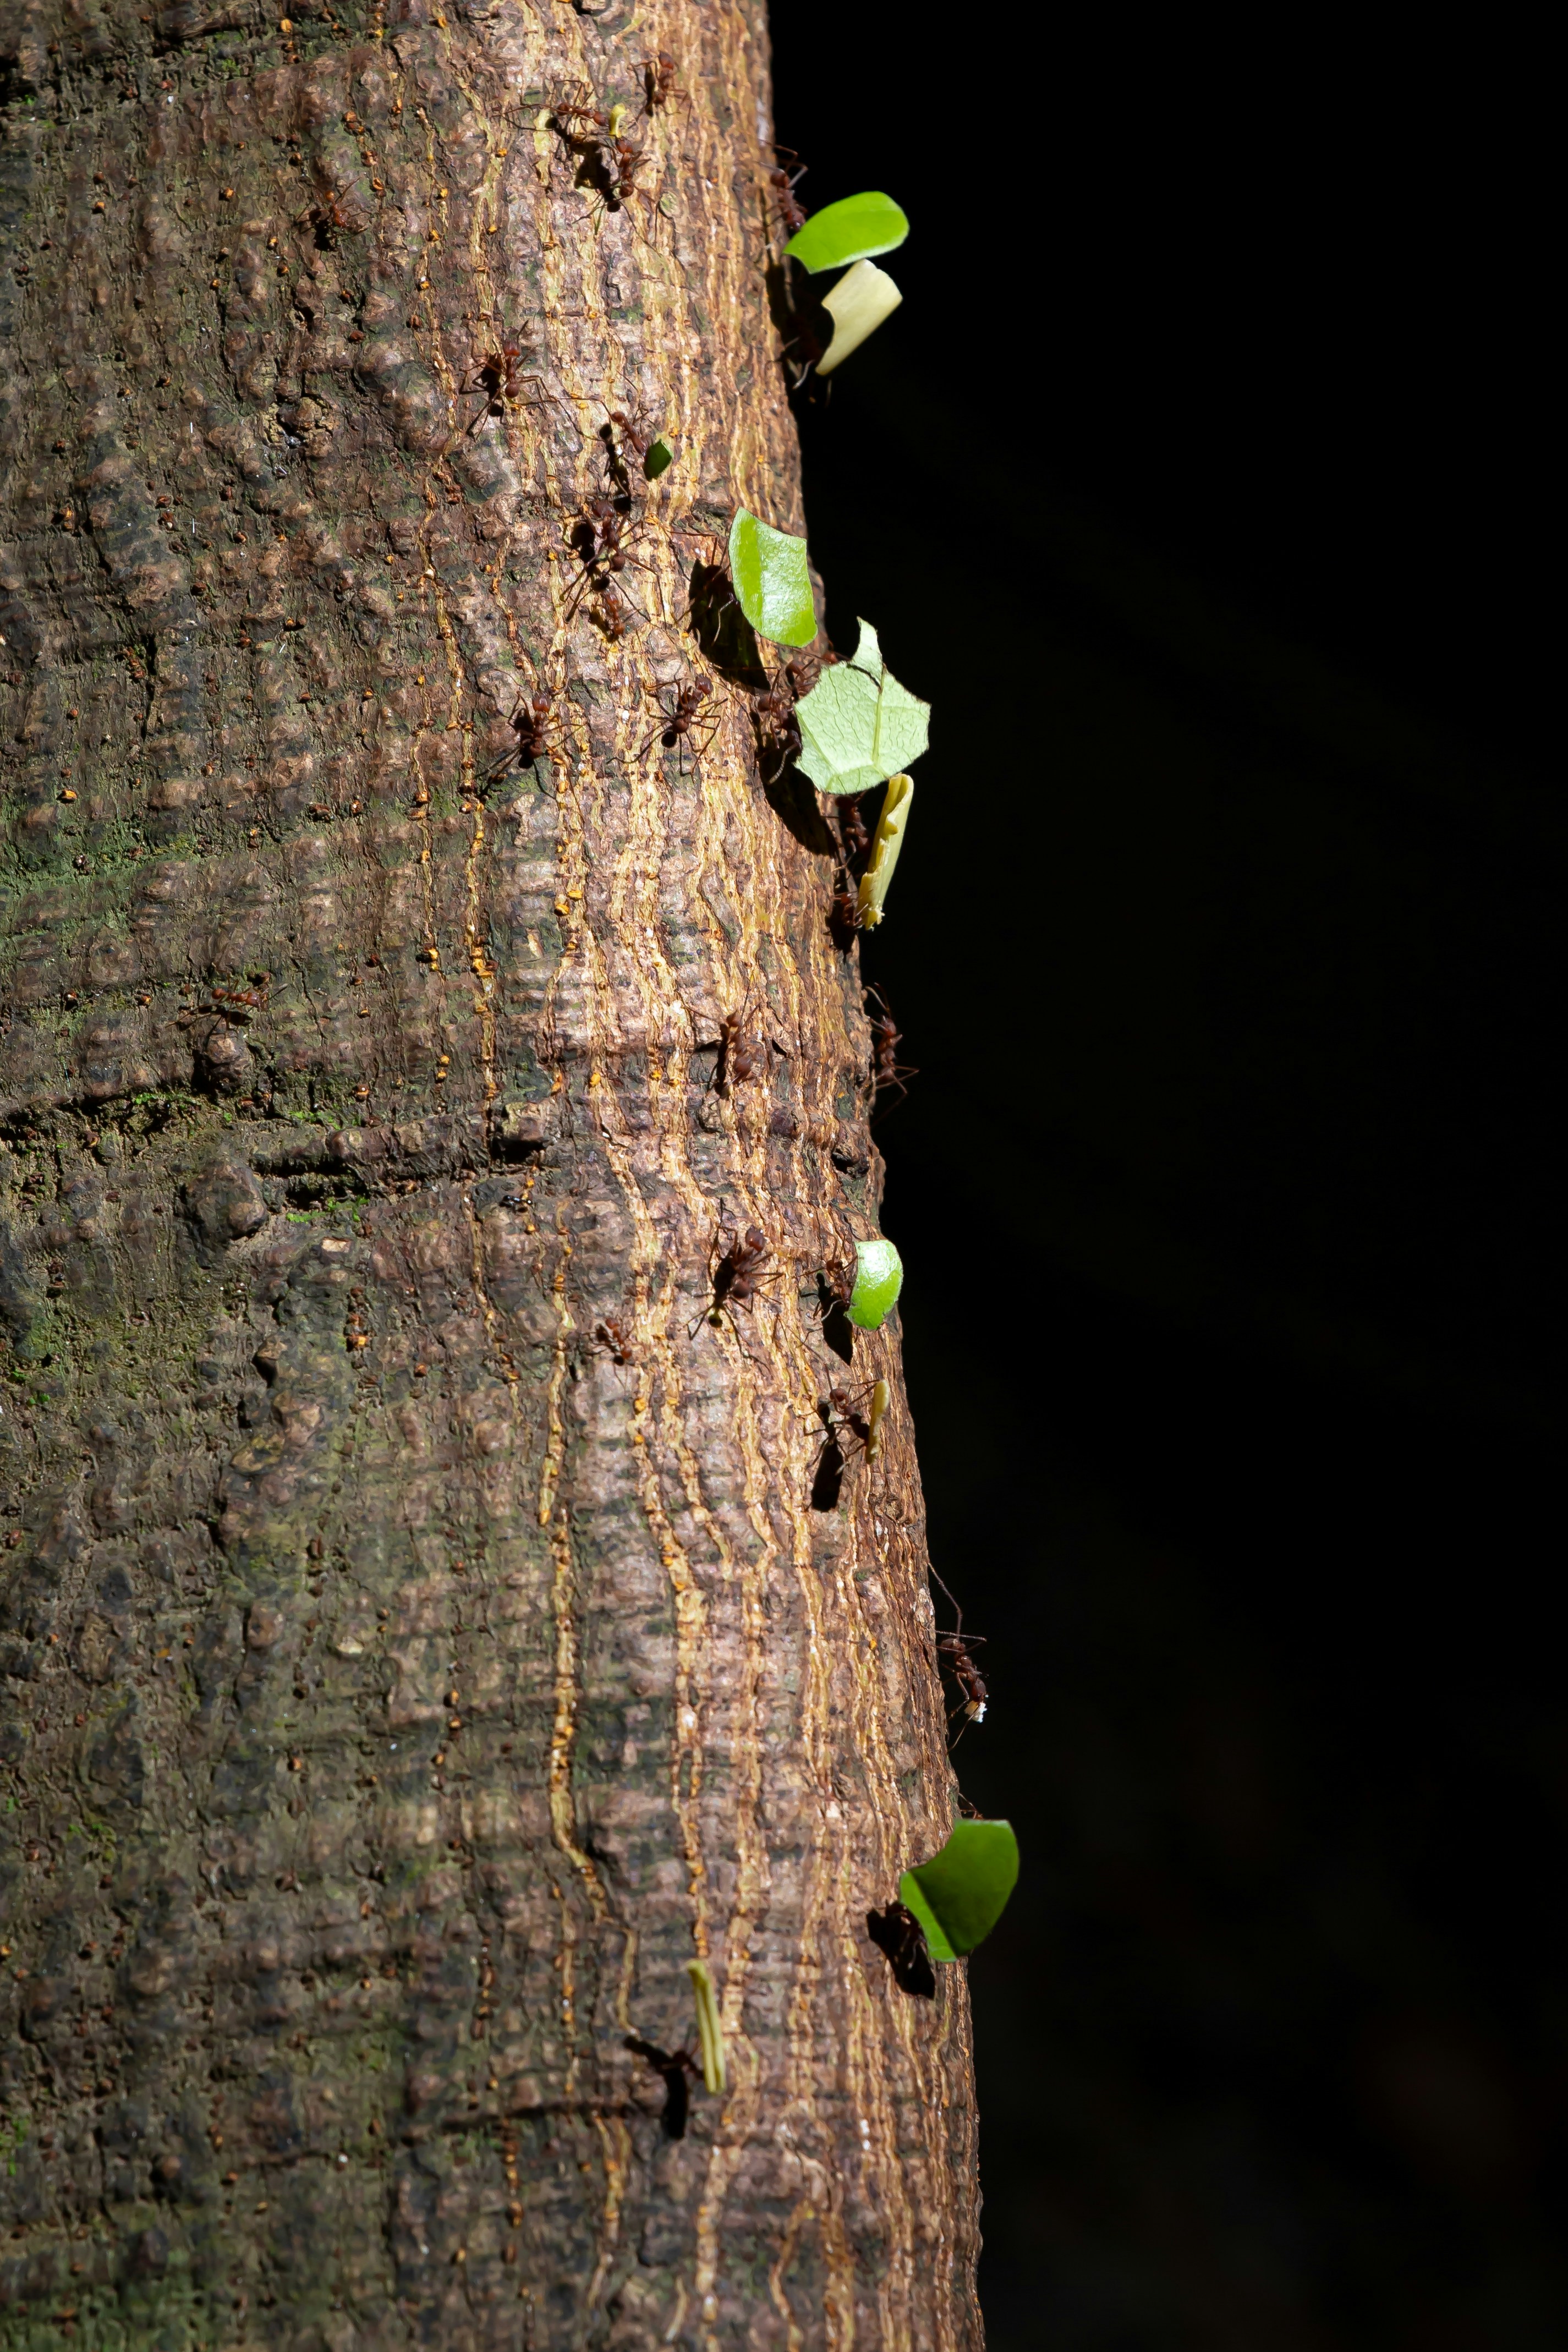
[930,1567,988,1745]
[865,1901,935,1999]
[593,587,631,643]
[639,673,719,769]
[809,1377,889,1509]
[764,146,809,237]
[489,690,558,781]
[549,81,606,144]
[830,1377,890,1464]
[836,791,875,869]
[564,497,654,622]
[695,1203,772,1333]
[714,997,769,1095]
[828,869,865,951]
[639,52,686,117]
[752,657,809,778]
[600,403,649,489]
[465,339,552,434]
[592,1317,634,1365]
[600,130,651,215]
[865,983,918,1111]
[298,190,361,249]
[624,2036,700,2139]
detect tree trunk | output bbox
[0,4,979,2346]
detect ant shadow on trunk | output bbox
[764,256,835,395]
[687,558,768,688]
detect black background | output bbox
[767,13,1562,2348]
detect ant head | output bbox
[693,671,712,695]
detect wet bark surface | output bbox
[0,3,979,2346]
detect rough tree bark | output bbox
[0,3,980,2346]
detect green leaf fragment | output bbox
[785,191,910,275]
[849,1236,902,1330]
[727,509,817,648]
[899,1821,1019,1959]
[643,437,673,480]
[794,619,930,795]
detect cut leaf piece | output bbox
[857,772,912,929]
[898,1821,1019,1959]
[817,259,903,376]
[643,436,673,480]
[794,619,930,796]
[727,509,816,648]
[684,1959,726,2093]
[785,191,910,275]
[849,1236,902,1330]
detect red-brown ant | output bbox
[716,1000,767,1093]
[600,402,664,493]
[465,339,551,434]
[564,497,653,622]
[752,657,809,776]
[764,146,809,237]
[600,132,651,214]
[624,2036,701,2138]
[929,1567,988,1745]
[489,690,558,779]
[829,1377,889,1463]
[639,674,719,769]
[592,1317,634,1365]
[828,870,865,951]
[639,52,686,117]
[864,983,917,1110]
[836,792,874,868]
[593,587,631,643]
[696,1204,772,1331]
[549,82,606,142]
[809,1377,889,1509]
[298,190,361,248]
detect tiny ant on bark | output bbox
[929,1567,988,1744]
[866,1902,935,1999]
[865,983,918,1110]
[625,2036,700,2137]
[639,674,719,769]
[696,1204,772,1333]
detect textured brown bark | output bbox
[0,4,980,2346]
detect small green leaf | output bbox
[643,436,673,480]
[898,1821,1019,1959]
[849,1236,902,1330]
[785,191,910,275]
[794,619,930,795]
[728,509,816,648]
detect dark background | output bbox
[769,14,1562,2349]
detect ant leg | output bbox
[928,1566,966,1640]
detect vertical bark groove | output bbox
[0,2,982,2345]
